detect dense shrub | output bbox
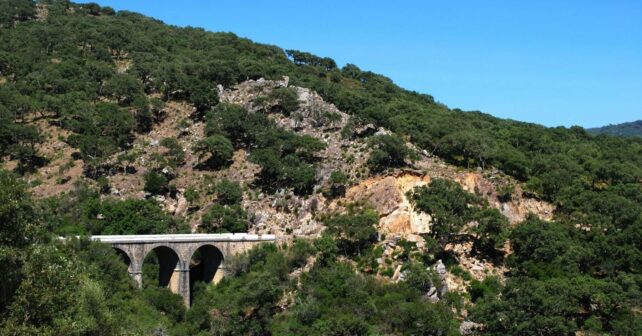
[367,134,412,173]
[93,199,185,234]
[205,103,324,195]
[324,207,378,257]
[193,135,234,169]
[143,170,169,195]
[200,204,247,233]
[160,137,185,167]
[39,182,185,235]
[323,170,348,198]
[215,179,243,205]
[66,103,135,161]
[268,87,299,115]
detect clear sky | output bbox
[83,0,641,128]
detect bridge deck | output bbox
[89,233,276,244]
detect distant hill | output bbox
[588,120,642,137]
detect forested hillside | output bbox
[588,120,642,138]
[0,1,640,335]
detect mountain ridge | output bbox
[588,119,642,137]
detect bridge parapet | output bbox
[90,233,276,243]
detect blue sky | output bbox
[84,0,641,128]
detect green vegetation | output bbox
[40,181,185,235]
[268,86,299,115]
[160,137,185,167]
[193,135,234,169]
[200,204,247,233]
[0,170,184,334]
[323,207,378,257]
[368,134,412,173]
[198,179,247,233]
[2,171,460,334]
[323,170,348,198]
[66,102,135,163]
[215,179,243,205]
[0,1,640,334]
[409,178,509,258]
[182,241,459,336]
[144,170,169,195]
[205,102,325,195]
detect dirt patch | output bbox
[114,58,132,73]
[26,119,85,198]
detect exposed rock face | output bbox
[342,172,432,235]
[435,259,449,296]
[339,167,551,286]
[454,172,554,224]
[459,321,483,335]
[341,168,554,240]
[164,190,188,216]
[345,176,403,216]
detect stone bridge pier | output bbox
[91,234,275,306]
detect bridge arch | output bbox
[188,244,225,304]
[113,246,132,268]
[143,245,181,289]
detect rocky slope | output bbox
[9,77,554,285]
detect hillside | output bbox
[588,120,642,137]
[0,1,641,335]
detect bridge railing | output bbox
[61,233,277,243]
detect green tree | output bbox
[204,103,250,145]
[0,0,35,26]
[215,179,243,205]
[144,170,169,195]
[471,207,509,257]
[0,170,37,315]
[368,134,411,173]
[0,170,36,248]
[132,95,153,133]
[404,262,440,294]
[200,204,247,233]
[268,87,299,115]
[470,276,638,336]
[160,137,185,167]
[92,199,184,234]
[323,170,348,198]
[2,244,86,335]
[409,178,480,245]
[324,208,378,257]
[194,135,234,169]
[507,217,574,278]
[103,73,142,105]
[66,103,135,161]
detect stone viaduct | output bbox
[90,233,276,306]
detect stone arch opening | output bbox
[113,247,131,268]
[143,246,180,289]
[189,245,224,303]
